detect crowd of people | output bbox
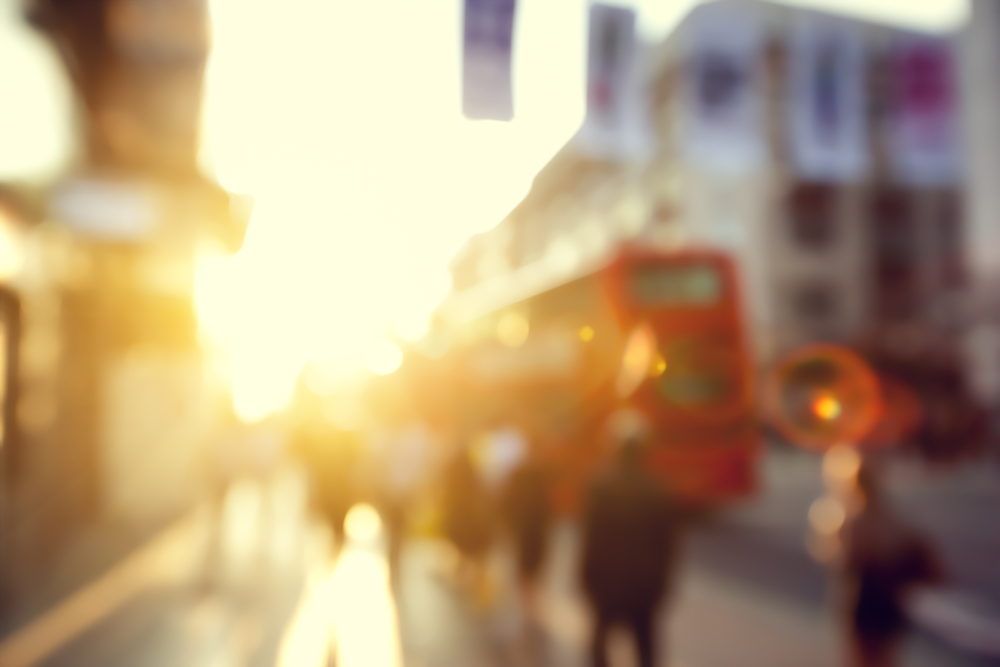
[281,405,945,667]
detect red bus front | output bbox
[603,248,759,504]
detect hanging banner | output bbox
[787,15,869,182]
[574,4,651,161]
[681,4,767,173]
[462,0,517,121]
[886,36,960,185]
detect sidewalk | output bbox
[0,470,315,667]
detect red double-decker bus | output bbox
[427,246,759,509]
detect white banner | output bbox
[681,4,767,174]
[462,0,517,121]
[53,178,157,241]
[787,15,869,182]
[574,4,651,161]
[886,36,960,185]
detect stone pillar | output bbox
[958,0,1000,405]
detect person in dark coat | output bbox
[503,454,553,580]
[293,423,362,554]
[440,440,499,608]
[442,442,496,560]
[581,415,676,667]
[841,464,945,667]
[501,449,554,621]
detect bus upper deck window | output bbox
[631,265,722,306]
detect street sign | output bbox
[462,0,517,121]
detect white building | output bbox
[449,0,967,367]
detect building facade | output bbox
[0,0,246,612]
[448,0,966,368]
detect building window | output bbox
[787,183,837,250]
[933,190,964,289]
[793,282,838,322]
[869,188,917,319]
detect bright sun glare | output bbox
[193,0,967,423]
[196,0,587,422]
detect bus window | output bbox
[631,264,722,306]
[655,338,737,407]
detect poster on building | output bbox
[886,36,960,185]
[787,15,869,182]
[681,4,767,173]
[462,0,517,121]
[574,4,652,161]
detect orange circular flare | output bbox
[765,344,882,451]
[861,375,923,448]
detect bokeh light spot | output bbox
[822,443,863,487]
[367,341,403,376]
[497,312,529,348]
[345,503,383,542]
[808,495,846,535]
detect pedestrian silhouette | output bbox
[501,445,554,622]
[373,422,433,579]
[293,422,362,555]
[581,411,676,667]
[841,464,945,667]
[441,440,498,605]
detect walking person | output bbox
[441,439,498,606]
[581,410,677,667]
[840,464,945,667]
[501,443,554,624]
[373,422,433,579]
[292,419,362,555]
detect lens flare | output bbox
[650,353,667,377]
[616,324,656,399]
[812,394,842,421]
